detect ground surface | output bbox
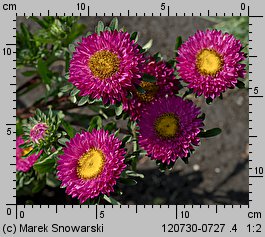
[17,16,249,205]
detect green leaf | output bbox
[130,32,139,42]
[64,51,71,72]
[153,52,162,61]
[95,21,104,35]
[127,120,136,132]
[69,96,77,103]
[32,178,46,193]
[109,17,118,31]
[198,128,222,138]
[182,88,194,98]
[175,36,183,56]
[46,173,61,188]
[64,23,86,46]
[167,59,176,67]
[60,83,74,93]
[20,23,33,49]
[125,170,144,178]
[181,157,189,164]
[119,178,137,186]
[101,107,116,117]
[69,43,76,53]
[58,137,70,146]
[78,96,89,106]
[236,80,245,89]
[142,73,157,83]
[114,128,120,137]
[19,142,32,149]
[142,39,153,51]
[33,155,56,173]
[103,195,121,205]
[104,122,116,132]
[120,26,126,32]
[134,84,146,94]
[37,59,51,85]
[61,120,76,138]
[35,108,42,117]
[86,31,92,37]
[48,107,53,119]
[121,135,132,147]
[198,113,206,121]
[70,87,80,97]
[22,70,37,77]
[156,160,175,172]
[115,104,123,116]
[30,16,49,29]
[88,116,102,132]
[125,150,142,159]
[206,97,213,105]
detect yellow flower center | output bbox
[88,50,120,79]
[77,148,105,180]
[196,49,223,76]
[154,113,179,139]
[136,81,159,102]
[22,147,33,157]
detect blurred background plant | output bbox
[16,17,85,110]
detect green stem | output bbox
[132,128,139,171]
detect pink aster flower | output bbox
[69,30,145,105]
[30,123,48,143]
[138,96,203,164]
[123,57,179,120]
[16,136,42,172]
[57,129,126,203]
[177,29,246,99]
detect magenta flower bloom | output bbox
[16,136,42,172]
[177,29,246,99]
[69,30,145,105]
[57,129,126,203]
[30,123,48,143]
[123,57,179,120]
[138,96,203,164]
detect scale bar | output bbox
[249,95,264,98]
